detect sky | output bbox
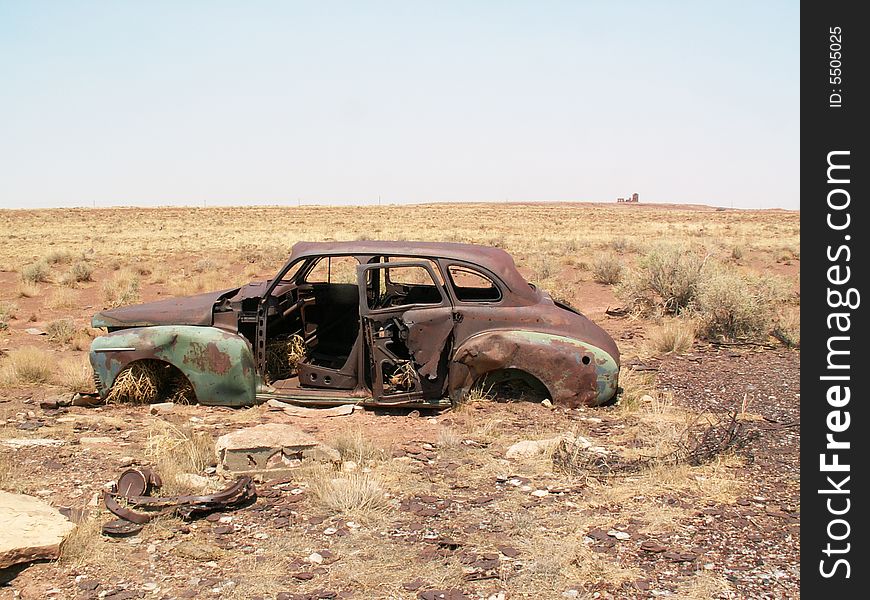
[0,1,799,209]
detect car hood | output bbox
[92,289,236,329]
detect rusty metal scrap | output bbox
[102,468,256,536]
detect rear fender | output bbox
[448,330,619,407]
[89,325,259,406]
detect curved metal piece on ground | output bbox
[102,472,257,535]
[101,518,144,536]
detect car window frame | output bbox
[357,260,450,314]
[441,260,505,305]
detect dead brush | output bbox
[554,410,757,477]
[106,360,195,404]
[106,361,162,404]
[265,333,306,381]
[388,360,417,391]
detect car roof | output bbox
[289,240,538,300]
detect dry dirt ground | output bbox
[0,203,799,599]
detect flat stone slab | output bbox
[0,491,77,569]
[215,423,339,474]
[1,438,65,449]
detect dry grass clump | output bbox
[0,346,54,385]
[102,270,140,307]
[265,334,306,381]
[674,571,736,599]
[309,467,388,513]
[58,514,104,565]
[591,252,624,285]
[332,429,387,464]
[694,267,786,342]
[60,260,94,285]
[58,355,94,392]
[643,318,695,355]
[772,307,800,348]
[20,261,50,284]
[146,422,216,495]
[46,318,77,344]
[615,368,656,412]
[47,287,79,310]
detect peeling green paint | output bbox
[90,325,259,406]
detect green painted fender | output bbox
[89,325,259,406]
[448,329,620,407]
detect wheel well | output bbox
[476,368,551,403]
[107,359,196,404]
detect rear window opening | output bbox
[448,265,501,302]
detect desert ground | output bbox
[0,203,799,599]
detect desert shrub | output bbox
[65,260,93,283]
[46,319,77,344]
[102,270,140,307]
[693,267,786,342]
[0,346,54,384]
[609,237,637,254]
[730,245,745,261]
[591,252,624,285]
[617,244,707,315]
[20,261,50,284]
[45,249,76,264]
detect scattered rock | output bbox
[215,423,340,475]
[148,402,175,415]
[1,438,65,449]
[0,491,77,568]
[541,399,553,409]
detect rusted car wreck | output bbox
[90,241,620,408]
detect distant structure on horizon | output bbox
[616,193,639,203]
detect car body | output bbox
[90,241,620,408]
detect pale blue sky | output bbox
[0,1,799,209]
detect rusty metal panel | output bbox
[449,330,619,407]
[90,325,259,406]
